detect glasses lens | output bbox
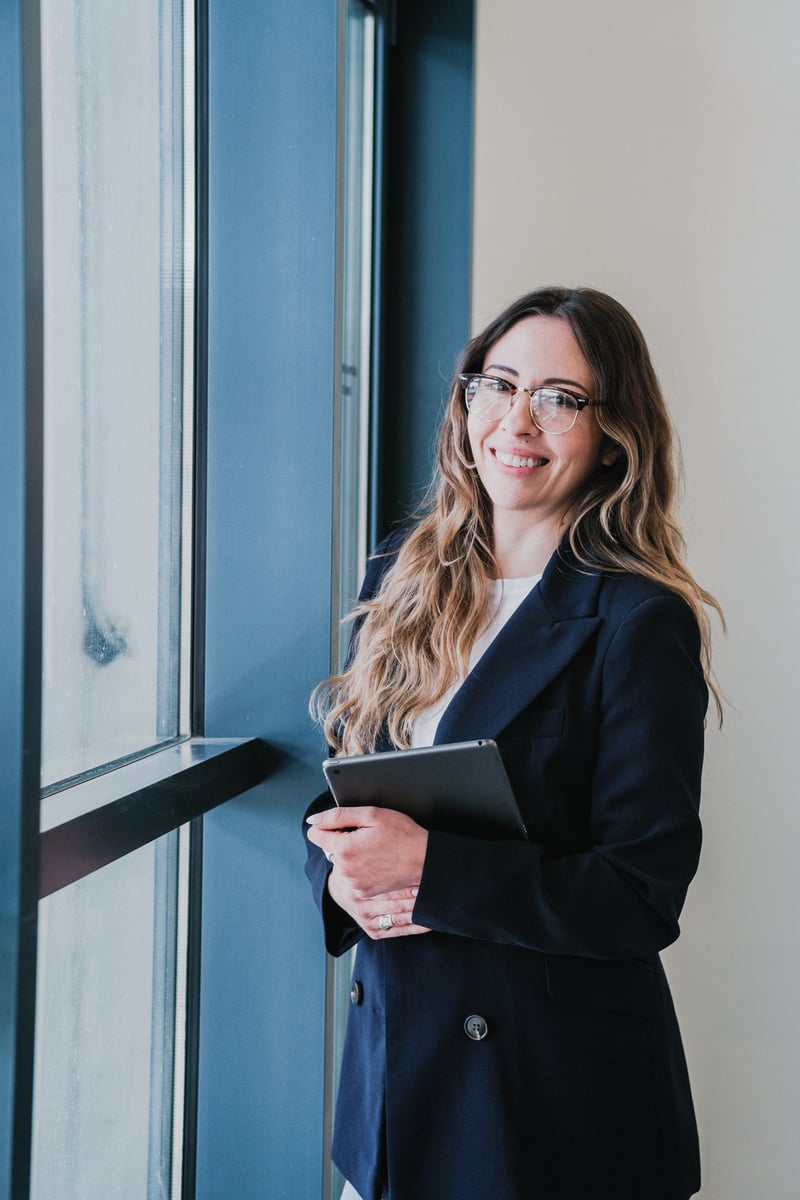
[531,388,579,433]
[464,376,511,420]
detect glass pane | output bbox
[30,828,189,1200]
[336,0,376,665]
[39,0,194,791]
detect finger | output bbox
[368,902,421,934]
[367,916,431,940]
[367,885,420,903]
[305,825,342,854]
[382,923,431,938]
[306,827,364,866]
[306,805,376,831]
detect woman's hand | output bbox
[306,806,431,939]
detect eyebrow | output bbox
[483,363,592,396]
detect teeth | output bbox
[495,450,545,468]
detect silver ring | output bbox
[379,913,393,931]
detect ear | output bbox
[601,439,622,467]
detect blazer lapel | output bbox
[434,549,603,744]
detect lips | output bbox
[493,448,549,469]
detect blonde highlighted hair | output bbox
[313,286,723,754]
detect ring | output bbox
[379,914,393,930]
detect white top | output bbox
[410,573,542,749]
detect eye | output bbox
[480,375,512,394]
[536,388,578,411]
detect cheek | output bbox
[467,414,497,455]
[563,428,605,473]
[466,418,481,459]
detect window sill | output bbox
[40,737,274,897]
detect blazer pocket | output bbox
[545,954,658,1020]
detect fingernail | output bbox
[411,887,419,896]
[306,813,323,825]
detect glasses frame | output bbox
[459,373,603,435]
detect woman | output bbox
[304,286,721,1200]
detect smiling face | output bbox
[467,315,616,556]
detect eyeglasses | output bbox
[459,373,603,435]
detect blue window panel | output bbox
[196,1,339,1197]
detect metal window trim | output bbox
[4,0,46,1195]
[39,736,275,900]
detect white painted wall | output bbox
[472,2,800,1196]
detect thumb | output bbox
[306,805,371,831]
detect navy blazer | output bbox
[304,530,706,1200]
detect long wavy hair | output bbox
[313,286,723,753]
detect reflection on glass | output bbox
[30,829,188,1200]
[39,0,194,790]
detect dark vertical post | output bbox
[0,2,44,1197]
[375,0,475,535]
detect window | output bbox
[30,829,190,1200]
[40,0,194,795]
[31,1,195,1196]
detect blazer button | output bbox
[350,980,364,1006]
[464,1014,488,1041]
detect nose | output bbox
[500,388,540,435]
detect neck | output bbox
[490,511,563,579]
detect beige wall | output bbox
[472,2,800,1196]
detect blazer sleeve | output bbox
[302,526,411,957]
[413,593,707,959]
[303,790,364,957]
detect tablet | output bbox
[322,739,526,840]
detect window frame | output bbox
[4,2,271,1196]
[2,1,43,1194]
